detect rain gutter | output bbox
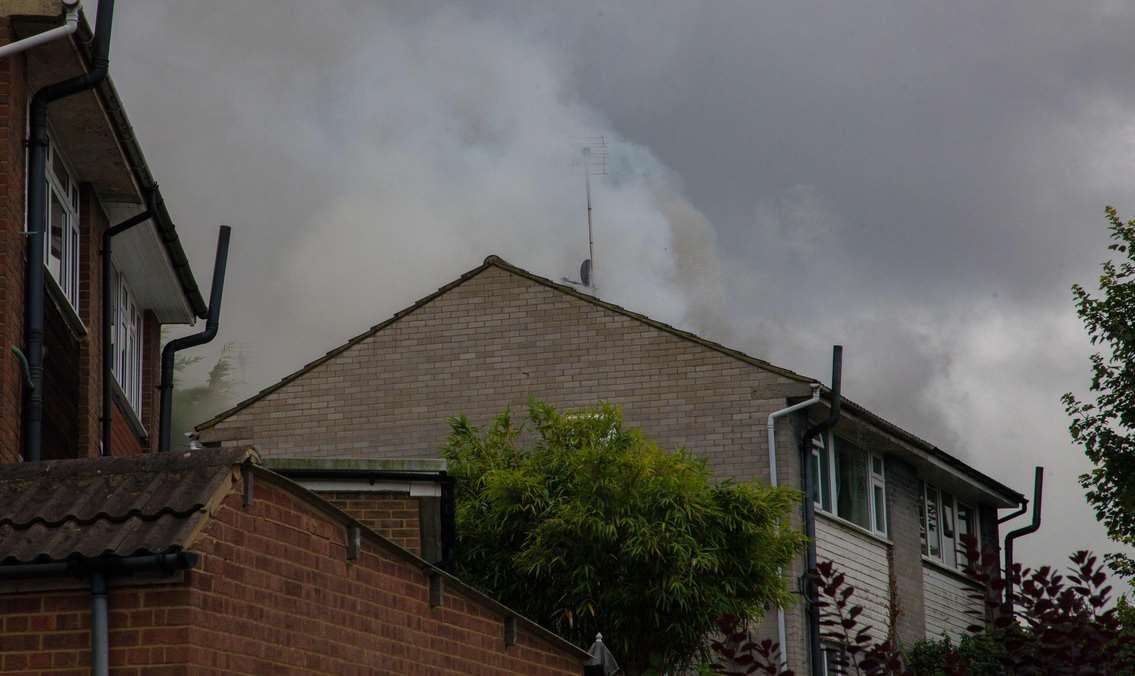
[765,383,821,670]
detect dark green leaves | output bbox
[444,400,805,675]
[1065,207,1135,577]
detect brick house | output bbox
[0,1,212,464]
[0,6,593,675]
[0,448,590,674]
[197,255,1028,675]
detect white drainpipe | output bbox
[766,383,821,672]
[0,1,81,60]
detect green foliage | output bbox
[904,633,1004,676]
[169,342,244,450]
[1117,595,1135,670]
[444,400,806,676]
[1064,206,1135,577]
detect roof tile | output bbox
[0,448,253,565]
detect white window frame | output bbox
[111,264,144,415]
[920,481,980,571]
[810,437,832,513]
[820,641,846,676]
[43,130,81,311]
[869,454,887,535]
[813,433,888,537]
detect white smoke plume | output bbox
[113,2,729,388]
[109,0,1134,572]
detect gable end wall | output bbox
[201,266,810,483]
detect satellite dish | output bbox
[580,259,592,287]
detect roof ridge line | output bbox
[196,255,812,431]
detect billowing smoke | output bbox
[112,1,729,389]
[110,0,1135,571]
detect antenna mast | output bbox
[564,137,606,291]
[585,147,594,288]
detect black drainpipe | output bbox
[90,571,109,675]
[799,345,842,675]
[23,0,116,462]
[439,471,457,572]
[0,551,198,676]
[158,226,231,452]
[100,204,154,456]
[1003,466,1043,616]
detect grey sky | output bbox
[107,1,1135,576]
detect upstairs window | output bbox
[111,265,144,415]
[812,435,888,537]
[44,134,81,310]
[920,482,978,571]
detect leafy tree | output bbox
[1063,206,1135,577]
[169,342,244,450]
[443,400,806,676]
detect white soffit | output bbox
[297,478,443,497]
[103,202,195,325]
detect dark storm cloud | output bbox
[106,0,1135,573]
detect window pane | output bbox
[810,445,832,512]
[873,482,886,534]
[121,281,127,380]
[919,482,928,555]
[926,485,941,559]
[957,503,974,569]
[823,643,845,676]
[872,455,884,476]
[132,310,142,408]
[52,147,68,188]
[810,449,821,505]
[942,492,957,569]
[836,440,870,529]
[819,443,831,512]
[48,190,65,283]
[69,227,79,305]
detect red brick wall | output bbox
[183,477,581,673]
[0,19,27,465]
[0,584,193,673]
[110,401,144,457]
[75,185,102,458]
[318,491,423,555]
[0,475,584,675]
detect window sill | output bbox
[816,509,892,547]
[44,271,86,339]
[921,556,982,588]
[111,378,148,442]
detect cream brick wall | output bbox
[201,265,811,482]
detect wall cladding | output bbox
[923,564,983,642]
[815,514,892,643]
